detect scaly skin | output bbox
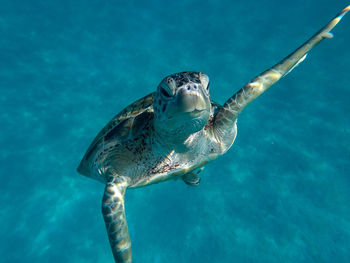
[102,179,131,263]
[77,6,349,263]
[214,5,350,149]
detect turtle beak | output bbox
[175,84,209,114]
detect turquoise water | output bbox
[1,0,350,262]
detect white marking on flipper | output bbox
[321,32,334,39]
[285,53,308,76]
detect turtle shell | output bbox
[77,92,155,176]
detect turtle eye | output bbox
[160,87,172,98]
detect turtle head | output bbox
[153,72,211,141]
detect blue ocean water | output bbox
[1,0,350,262]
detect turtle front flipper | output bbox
[102,178,132,263]
[214,6,350,139]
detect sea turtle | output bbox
[77,6,349,263]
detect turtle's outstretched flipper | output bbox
[214,6,350,135]
[102,179,132,263]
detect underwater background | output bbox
[1,0,350,262]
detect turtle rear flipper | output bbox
[183,167,204,186]
[102,179,131,263]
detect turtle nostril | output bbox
[186,84,198,91]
